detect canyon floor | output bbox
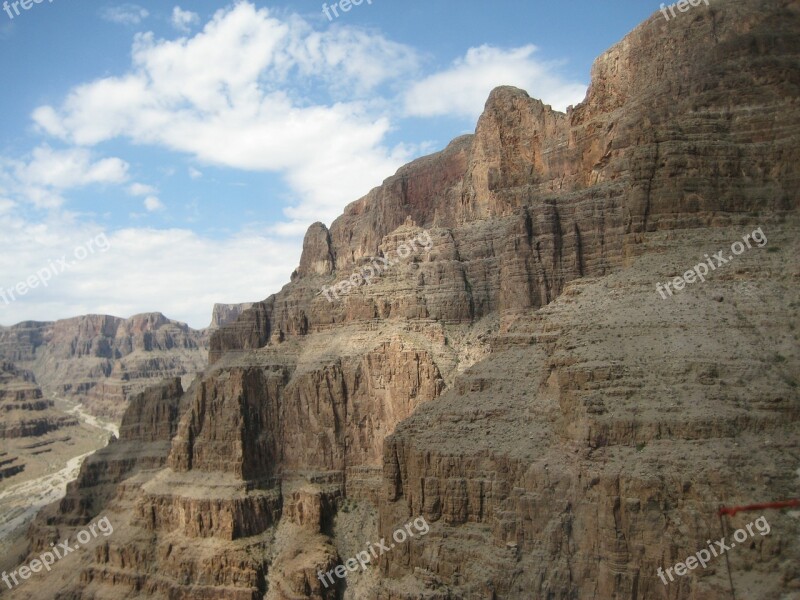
[0,401,117,574]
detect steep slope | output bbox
[9,1,800,599]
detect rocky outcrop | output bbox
[295,223,335,278]
[376,228,800,598]
[0,361,41,403]
[180,339,444,479]
[0,453,25,480]
[208,303,256,330]
[10,1,800,599]
[117,377,184,443]
[0,362,81,490]
[0,362,78,441]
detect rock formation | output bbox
[208,303,256,330]
[0,361,77,443]
[9,1,800,599]
[0,313,208,421]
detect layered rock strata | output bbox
[0,362,78,441]
[0,313,208,420]
[10,1,800,599]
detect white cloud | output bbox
[15,146,129,188]
[32,3,420,229]
[0,145,129,209]
[144,196,165,212]
[280,16,420,96]
[404,45,587,118]
[171,6,200,33]
[129,182,157,196]
[100,4,149,25]
[0,206,299,329]
[188,167,202,179]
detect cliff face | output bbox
[0,362,77,439]
[0,312,208,420]
[14,1,800,599]
[213,0,799,357]
[207,303,256,330]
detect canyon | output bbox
[0,303,253,422]
[0,304,253,559]
[2,0,800,599]
[0,312,207,422]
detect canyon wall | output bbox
[0,312,208,420]
[0,362,79,481]
[10,1,800,599]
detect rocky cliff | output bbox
[0,361,77,440]
[0,362,80,481]
[11,1,800,599]
[0,312,208,421]
[208,303,256,330]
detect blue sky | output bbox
[0,0,657,328]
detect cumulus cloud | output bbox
[404,45,587,118]
[15,146,128,188]
[171,6,200,33]
[33,3,420,229]
[100,4,150,25]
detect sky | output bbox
[0,0,658,329]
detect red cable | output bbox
[718,499,800,516]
